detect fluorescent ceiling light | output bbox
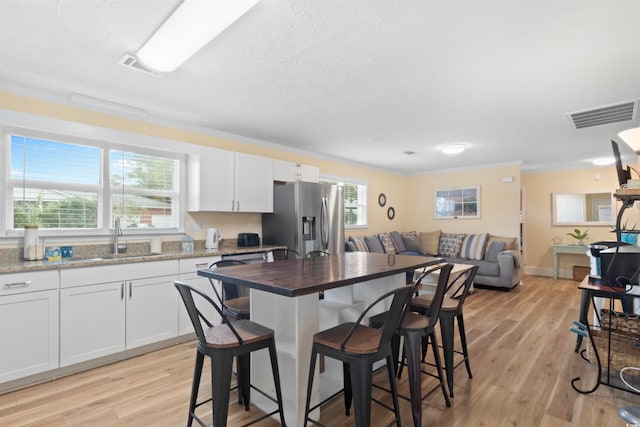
[619,127,640,153]
[69,92,147,118]
[441,144,466,154]
[592,157,615,166]
[137,0,260,73]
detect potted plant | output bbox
[566,228,589,246]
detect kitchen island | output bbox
[198,252,441,425]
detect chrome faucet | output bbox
[114,216,127,254]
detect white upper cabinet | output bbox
[273,159,319,183]
[188,148,273,212]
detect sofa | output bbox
[345,230,523,290]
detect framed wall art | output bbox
[434,186,480,219]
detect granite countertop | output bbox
[0,243,286,274]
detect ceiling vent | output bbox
[118,54,161,77]
[567,100,639,129]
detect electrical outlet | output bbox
[187,220,203,231]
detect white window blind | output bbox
[320,175,368,228]
[10,135,100,229]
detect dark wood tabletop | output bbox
[197,252,442,297]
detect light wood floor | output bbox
[1,275,638,426]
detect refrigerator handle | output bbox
[321,196,329,250]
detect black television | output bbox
[612,139,631,187]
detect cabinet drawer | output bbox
[178,256,221,274]
[0,270,58,295]
[61,260,179,288]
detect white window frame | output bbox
[320,174,368,229]
[1,112,186,240]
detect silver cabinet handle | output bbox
[236,201,240,211]
[129,282,133,299]
[231,200,235,211]
[121,282,124,300]
[3,281,31,289]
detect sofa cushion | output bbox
[349,236,369,252]
[345,240,357,252]
[402,231,422,252]
[418,230,441,255]
[364,235,385,253]
[460,233,488,260]
[378,232,398,254]
[438,233,465,257]
[484,241,506,262]
[486,234,518,254]
[390,231,406,252]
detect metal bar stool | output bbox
[408,264,479,397]
[369,263,453,427]
[174,281,286,427]
[208,260,250,322]
[303,285,415,427]
[265,248,300,261]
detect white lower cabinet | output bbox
[60,261,179,367]
[178,256,221,335]
[60,282,125,366]
[0,270,59,383]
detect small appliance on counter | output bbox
[205,228,222,250]
[237,233,260,247]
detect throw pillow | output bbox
[486,235,518,256]
[378,232,398,254]
[460,233,489,260]
[349,236,369,252]
[419,230,441,255]
[402,231,422,252]
[364,235,385,253]
[438,233,466,258]
[484,241,506,262]
[345,240,357,252]
[390,231,406,252]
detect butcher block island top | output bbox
[198,252,442,297]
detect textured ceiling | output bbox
[1,0,639,174]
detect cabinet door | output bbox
[60,282,125,367]
[235,152,274,212]
[126,275,179,348]
[273,159,298,182]
[0,289,59,382]
[187,148,235,212]
[177,272,222,335]
[298,164,320,182]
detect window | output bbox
[320,175,368,228]
[110,150,178,229]
[435,186,480,219]
[7,130,181,233]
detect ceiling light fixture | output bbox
[619,127,640,153]
[69,92,147,118]
[136,0,260,73]
[441,144,466,154]
[592,157,615,166]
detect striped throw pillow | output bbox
[460,233,489,260]
[349,236,369,252]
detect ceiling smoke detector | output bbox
[567,100,639,130]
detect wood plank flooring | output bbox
[1,275,638,426]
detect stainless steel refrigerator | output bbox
[262,181,344,256]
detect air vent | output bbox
[567,100,639,129]
[118,54,161,77]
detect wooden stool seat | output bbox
[223,296,250,317]
[203,319,273,349]
[411,293,458,311]
[313,323,382,354]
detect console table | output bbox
[551,244,589,279]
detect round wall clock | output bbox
[378,193,387,207]
[387,206,395,220]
